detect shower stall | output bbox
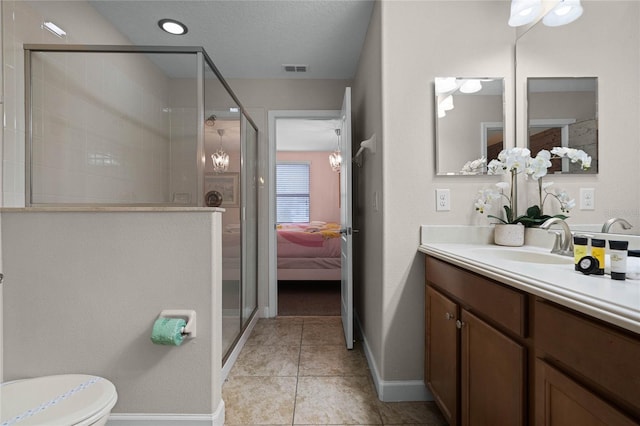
[23,45,258,362]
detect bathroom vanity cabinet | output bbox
[425,256,527,426]
[534,300,640,425]
[424,255,640,426]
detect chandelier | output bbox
[211,128,229,173]
[329,129,342,172]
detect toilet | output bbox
[0,374,117,425]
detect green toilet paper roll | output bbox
[151,317,187,346]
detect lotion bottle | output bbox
[608,240,629,280]
[573,235,589,271]
[591,238,605,275]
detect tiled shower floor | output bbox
[222,316,447,425]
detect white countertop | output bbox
[419,226,640,335]
[0,206,225,213]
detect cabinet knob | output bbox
[445,312,455,320]
[456,320,465,329]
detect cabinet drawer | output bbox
[426,256,527,337]
[536,300,640,413]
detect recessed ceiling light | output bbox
[158,19,188,35]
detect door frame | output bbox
[267,110,341,317]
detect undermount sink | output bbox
[471,247,574,265]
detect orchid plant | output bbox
[474,147,591,227]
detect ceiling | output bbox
[88,0,375,80]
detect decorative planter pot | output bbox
[494,223,525,247]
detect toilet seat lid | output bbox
[1,374,117,425]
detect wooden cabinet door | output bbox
[426,286,458,425]
[461,309,525,426]
[535,359,638,426]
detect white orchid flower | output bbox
[475,199,490,213]
[550,147,591,170]
[487,159,507,175]
[495,182,509,191]
[461,157,486,174]
[526,150,552,180]
[476,146,585,224]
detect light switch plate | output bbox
[436,189,450,211]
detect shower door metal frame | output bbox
[23,44,260,359]
[23,44,258,207]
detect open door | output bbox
[339,87,354,349]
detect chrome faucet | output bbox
[601,218,633,233]
[540,217,574,256]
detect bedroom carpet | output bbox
[278,281,341,316]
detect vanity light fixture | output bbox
[158,19,188,35]
[329,129,342,172]
[437,94,455,118]
[508,0,542,27]
[43,21,67,38]
[441,95,454,111]
[211,129,229,173]
[542,0,583,27]
[435,77,457,95]
[459,79,483,94]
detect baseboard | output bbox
[221,312,260,381]
[261,306,271,318]
[354,313,434,403]
[107,400,224,425]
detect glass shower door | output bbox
[241,115,258,328]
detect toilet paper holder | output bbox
[158,310,196,338]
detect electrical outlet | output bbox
[580,188,595,210]
[436,189,451,211]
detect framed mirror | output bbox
[527,77,598,174]
[435,77,505,175]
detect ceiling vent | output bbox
[283,64,308,73]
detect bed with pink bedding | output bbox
[276,222,342,281]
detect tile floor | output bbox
[222,316,447,425]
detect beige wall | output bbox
[28,50,173,204]
[516,1,640,225]
[276,151,341,224]
[2,210,223,418]
[352,0,516,400]
[352,0,640,401]
[352,0,384,398]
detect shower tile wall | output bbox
[29,51,172,204]
[2,1,189,206]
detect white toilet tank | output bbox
[0,374,117,425]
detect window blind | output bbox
[276,162,310,223]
